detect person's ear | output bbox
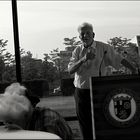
[93,32,95,38]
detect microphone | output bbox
[99,50,107,77]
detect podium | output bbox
[90,75,140,140]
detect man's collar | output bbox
[91,41,96,49]
[82,41,96,49]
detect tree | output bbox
[0,39,8,55]
[41,53,59,92]
[0,39,15,82]
[107,37,139,75]
[63,36,81,50]
[49,37,81,79]
[2,64,16,82]
[42,53,58,82]
[0,56,5,82]
[20,50,43,80]
[107,37,131,54]
[49,48,63,82]
[0,39,14,64]
[123,43,140,73]
[0,39,7,81]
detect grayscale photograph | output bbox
[0,1,140,139]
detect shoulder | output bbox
[96,41,110,47]
[71,45,83,58]
[33,107,73,140]
[35,107,62,119]
[73,45,82,53]
[95,41,111,52]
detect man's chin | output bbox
[83,42,90,48]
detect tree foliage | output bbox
[49,37,81,80]
[63,36,81,48]
[123,43,140,71]
[1,36,139,84]
[0,40,58,85]
[107,36,140,74]
[0,37,81,92]
[0,39,15,82]
[107,37,131,53]
[21,51,42,80]
[42,53,58,83]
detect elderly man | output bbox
[68,22,136,140]
[0,83,72,139]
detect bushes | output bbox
[0,82,10,93]
[0,79,49,98]
[0,78,76,97]
[23,79,49,97]
[61,78,75,96]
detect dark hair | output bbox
[21,84,40,107]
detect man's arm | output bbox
[68,56,86,74]
[68,49,96,74]
[121,59,137,74]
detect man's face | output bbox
[79,27,94,48]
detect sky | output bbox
[0,1,140,59]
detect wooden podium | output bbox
[90,75,140,140]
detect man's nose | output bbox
[83,33,88,38]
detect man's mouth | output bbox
[83,38,89,42]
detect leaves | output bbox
[107,36,140,74]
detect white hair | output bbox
[77,22,93,33]
[0,83,33,129]
[4,82,27,96]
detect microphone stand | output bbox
[99,51,107,77]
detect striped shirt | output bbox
[0,107,73,140]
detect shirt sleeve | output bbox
[68,47,80,70]
[104,44,123,70]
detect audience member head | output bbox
[0,83,33,129]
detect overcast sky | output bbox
[0,1,140,59]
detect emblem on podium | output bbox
[103,88,140,128]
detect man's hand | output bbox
[83,49,96,62]
[68,48,96,74]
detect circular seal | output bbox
[103,88,140,128]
